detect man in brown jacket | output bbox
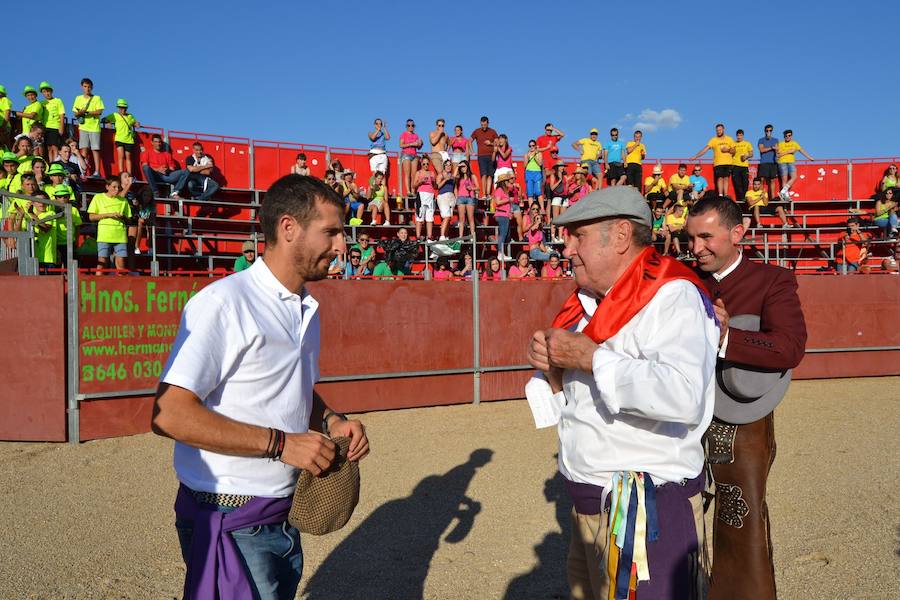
[687,196,807,600]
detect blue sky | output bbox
[9,0,896,159]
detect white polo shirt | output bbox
[161,257,320,497]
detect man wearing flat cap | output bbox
[526,186,719,599]
[686,196,807,600]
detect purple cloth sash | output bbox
[564,473,704,516]
[174,484,293,600]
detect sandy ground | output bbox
[0,378,898,600]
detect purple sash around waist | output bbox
[564,473,704,516]
[174,484,293,600]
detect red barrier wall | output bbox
[252,141,328,188]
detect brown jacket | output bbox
[698,255,807,370]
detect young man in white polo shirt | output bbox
[152,174,370,600]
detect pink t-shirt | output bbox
[451,136,468,152]
[569,183,591,206]
[456,176,477,197]
[496,146,513,168]
[525,228,543,248]
[508,265,533,279]
[433,269,452,280]
[542,265,563,278]
[417,172,436,194]
[493,187,511,218]
[481,269,503,281]
[400,132,420,156]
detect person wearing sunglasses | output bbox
[536,123,564,179]
[572,128,603,190]
[399,119,422,198]
[343,248,369,279]
[471,116,498,199]
[523,139,544,211]
[880,244,900,273]
[689,165,709,201]
[775,129,813,201]
[756,124,780,202]
[880,164,899,194]
[234,240,257,272]
[429,118,449,173]
[601,127,627,186]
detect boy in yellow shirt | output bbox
[776,129,814,201]
[667,163,692,208]
[664,202,689,258]
[19,86,45,135]
[731,129,753,203]
[87,177,131,272]
[28,194,58,271]
[72,78,104,178]
[102,98,140,175]
[0,85,11,151]
[643,163,667,210]
[51,184,83,264]
[39,82,65,163]
[746,176,789,229]
[692,123,735,196]
[625,130,646,188]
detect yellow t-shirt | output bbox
[55,205,83,245]
[733,140,753,168]
[33,208,58,263]
[41,97,66,131]
[625,142,646,165]
[0,96,12,125]
[576,137,602,161]
[666,210,687,230]
[16,155,35,174]
[21,100,45,134]
[72,94,105,133]
[745,189,768,208]
[777,140,801,164]
[104,112,137,144]
[87,193,131,243]
[707,135,735,166]
[644,175,667,194]
[668,173,691,192]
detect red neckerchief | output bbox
[552,246,708,343]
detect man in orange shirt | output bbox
[692,124,735,197]
[836,217,871,273]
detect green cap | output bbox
[1,151,17,163]
[116,98,128,108]
[0,85,6,95]
[23,85,37,96]
[47,163,67,176]
[53,184,73,197]
[38,81,53,91]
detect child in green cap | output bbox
[103,98,140,175]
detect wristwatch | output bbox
[322,410,347,435]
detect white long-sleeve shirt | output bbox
[525,279,718,487]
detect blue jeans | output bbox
[496,216,510,253]
[176,505,302,600]
[525,170,543,199]
[529,247,557,262]
[187,174,220,201]
[874,213,898,236]
[142,164,189,196]
[581,159,602,177]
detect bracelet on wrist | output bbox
[322,410,348,435]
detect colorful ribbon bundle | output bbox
[603,471,659,600]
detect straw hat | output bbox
[652,163,664,175]
[495,171,515,184]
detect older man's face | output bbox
[563,219,620,292]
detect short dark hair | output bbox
[634,130,642,136]
[151,133,162,141]
[783,129,793,136]
[324,169,335,178]
[752,177,762,183]
[260,175,343,244]
[30,122,43,131]
[715,123,725,128]
[20,173,36,183]
[80,78,93,86]
[192,142,203,149]
[689,196,742,229]
[678,163,687,169]
[764,123,774,130]
[105,176,119,186]
[480,116,489,122]
[736,129,744,135]
[545,122,553,128]
[297,152,307,160]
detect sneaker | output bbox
[170,192,181,199]
[369,220,377,226]
[779,189,790,201]
[91,171,100,178]
[439,235,448,241]
[134,248,142,255]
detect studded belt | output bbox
[189,488,253,508]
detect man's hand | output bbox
[281,432,337,476]
[545,328,598,373]
[528,330,552,372]
[328,418,370,462]
[714,298,729,346]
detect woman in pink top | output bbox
[414,156,437,241]
[400,119,423,199]
[455,160,479,238]
[567,168,591,208]
[449,125,471,174]
[541,254,564,278]
[481,256,505,280]
[433,257,453,280]
[493,171,514,260]
[508,251,537,279]
[525,206,558,262]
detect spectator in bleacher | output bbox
[665,201,689,258]
[343,247,369,278]
[38,82,65,163]
[523,140,544,207]
[508,174,525,242]
[601,127,627,186]
[471,116,498,198]
[757,124,780,202]
[835,217,870,273]
[879,164,898,193]
[667,163,692,208]
[141,134,189,198]
[548,162,569,242]
[414,156,436,241]
[119,171,140,262]
[493,171,514,260]
[435,159,457,240]
[72,78,104,177]
[493,134,513,184]
[14,136,36,174]
[537,123,564,177]
[351,233,375,263]
[429,118,449,172]
[8,173,40,233]
[46,163,73,201]
[643,163,668,210]
[374,236,415,279]
[874,188,898,239]
[87,176,131,273]
[568,167,592,208]
[56,141,86,189]
[399,119,422,198]
[481,255,504,280]
[339,170,364,224]
[449,125,471,174]
[51,184,82,264]
[103,99,140,175]
[625,130,646,189]
[651,205,670,252]
[692,123,735,196]
[454,253,474,279]
[572,128,602,189]
[323,169,341,195]
[329,159,344,175]
[185,142,220,202]
[541,254,563,278]
[28,194,57,271]
[776,129,813,201]
[432,257,453,280]
[689,165,709,200]
[881,244,899,273]
[732,129,753,203]
[508,251,537,279]
[14,122,45,161]
[454,160,479,238]
[367,118,390,174]
[290,153,311,176]
[13,157,49,195]
[20,85,45,136]
[0,152,18,191]
[132,185,154,256]
[233,240,257,272]
[0,85,11,151]
[63,139,88,178]
[365,170,390,225]
[525,205,557,263]
[747,176,789,229]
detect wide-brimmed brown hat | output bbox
[495,171,515,184]
[289,435,360,535]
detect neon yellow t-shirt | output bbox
[625,142,646,165]
[33,208,58,263]
[666,210,687,230]
[104,112,137,144]
[72,94,105,133]
[669,173,691,192]
[0,96,12,125]
[746,189,768,208]
[733,141,753,168]
[707,135,735,166]
[87,193,131,243]
[16,155,35,174]
[21,100,45,134]
[777,140,801,164]
[55,205,83,246]
[41,97,65,131]
[644,176,667,194]
[577,138,602,161]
